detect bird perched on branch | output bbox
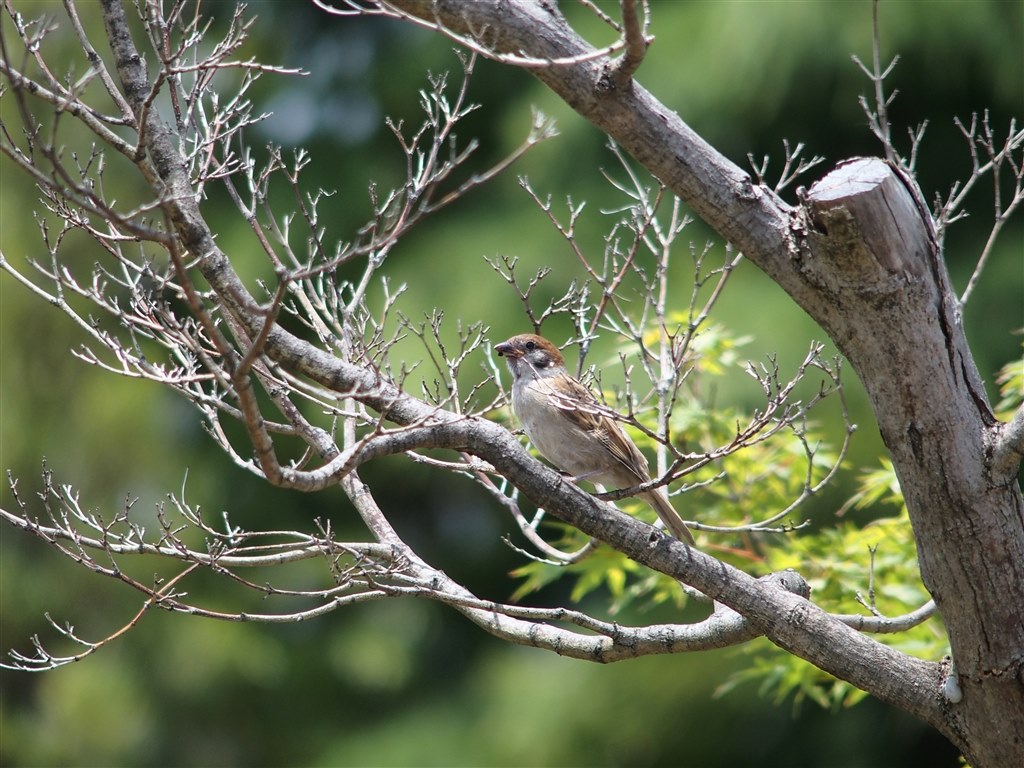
[495,333,694,545]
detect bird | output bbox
[495,333,695,545]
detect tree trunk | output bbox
[801,158,1024,766]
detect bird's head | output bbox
[495,334,565,380]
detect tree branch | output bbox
[605,0,649,88]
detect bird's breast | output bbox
[511,379,610,478]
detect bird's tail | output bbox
[642,490,695,545]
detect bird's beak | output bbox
[494,341,520,359]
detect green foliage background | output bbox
[1,1,1021,766]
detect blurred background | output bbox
[1,1,1021,765]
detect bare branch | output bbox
[851,0,900,164]
[605,0,650,88]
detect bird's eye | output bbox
[525,340,537,351]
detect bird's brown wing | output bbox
[542,375,650,484]
[540,372,693,544]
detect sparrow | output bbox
[495,333,695,545]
